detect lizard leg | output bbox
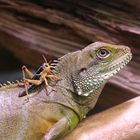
[43,112,79,140]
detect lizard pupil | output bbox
[97,48,110,58]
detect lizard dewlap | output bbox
[0,42,132,140]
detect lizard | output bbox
[0,42,132,140]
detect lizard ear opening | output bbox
[79,67,87,77]
[80,67,87,72]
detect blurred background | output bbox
[0,0,140,113]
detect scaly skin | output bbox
[0,42,132,140]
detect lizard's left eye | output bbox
[97,48,110,59]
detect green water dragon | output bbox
[0,42,132,140]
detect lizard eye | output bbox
[97,48,110,59]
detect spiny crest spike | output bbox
[53,59,60,63]
[16,80,20,83]
[50,63,57,66]
[7,81,12,85]
[50,65,55,68]
[50,59,60,67]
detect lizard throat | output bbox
[73,52,132,97]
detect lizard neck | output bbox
[53,51,81,92]
[53,84,105,120]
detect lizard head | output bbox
[73,42,132,97]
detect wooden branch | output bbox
[64,96,140,140]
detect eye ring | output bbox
[97,48,110,59]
